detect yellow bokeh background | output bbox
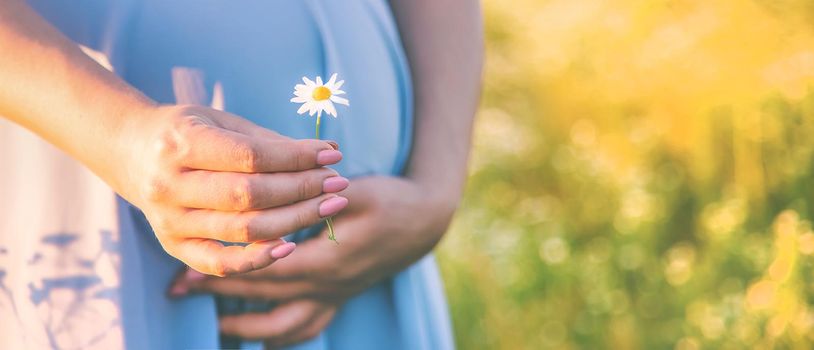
[437,0,814,348]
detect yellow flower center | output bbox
[312,86,332,101]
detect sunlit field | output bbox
[436,0,814,348]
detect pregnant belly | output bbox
[125,0,410,178]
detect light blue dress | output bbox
[3,1,454,349]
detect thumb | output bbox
[168,241,297,297]
[339,176,383,213]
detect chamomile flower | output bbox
[290,73,349,118]
[288,73,349,244]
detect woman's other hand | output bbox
[169,176,456,344]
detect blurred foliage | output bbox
[436,0,814,349]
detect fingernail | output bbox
[319,196,348,217]
[169,284,188,297]
[323,176,350,193]
[326,140,339,150]
[271,242,297,259]
[317,150,342,165]
[184,269,207,284]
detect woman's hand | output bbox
[221,299,339,348]
[169,176,458,344]
[0,3,351,277]
[114,105,350,276]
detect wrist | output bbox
[91,99,160,196]
[413,181,463,244]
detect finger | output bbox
[270,305,336,347]
[238,236,335,281]
[171,168,348,211]
[205,110,339,151]
[219,300,319,340]
[179,124,341,172]
[168,238,290,277]
[180,274,315,300]
[220,115,339,151]
[169,242,298,297]
[224,117,339,150]
[194,109,339,150]
[336,177,378,213]
[168,194,349,242]
[207,109,287,140]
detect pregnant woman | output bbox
[0,0,481,349]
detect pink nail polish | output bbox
[184,269,206,283]
[271,242,297,259]
[316,150,342,165]
[323,177,350,193]
[169,284,188,297]
[319,196,348,217]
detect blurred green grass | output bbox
[436,0,814,349]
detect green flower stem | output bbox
[315,113,322,139]
[326,216,337,244]
[316,113,338,244]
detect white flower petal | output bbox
[302,77,316,87]
[323,100,337,117]
[327,73,337,87]
[332,89,346,95]
[316,76,323,86]
[309,106,317,116]
[330,95,349,106]
[333,80,344,90]
[290,96,309,103]
[298,87,316,96]
[296,103,311,115]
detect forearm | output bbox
[0,0,156,180]
[390,0,483,207]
